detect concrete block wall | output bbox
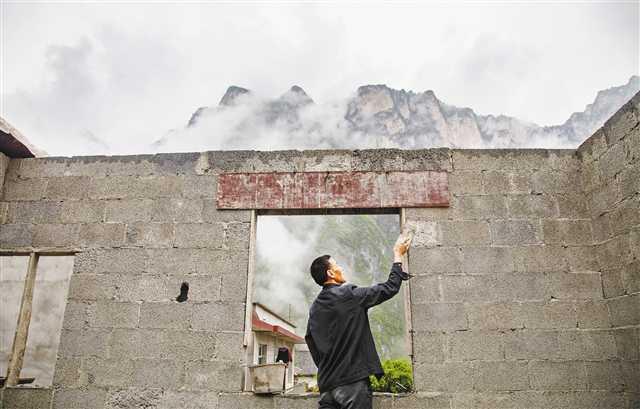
[577,92,640,407]
[0,93,638,408]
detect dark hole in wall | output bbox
[176,282,189,302]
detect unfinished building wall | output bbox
[578,93,640,406]
[0,93,638,409]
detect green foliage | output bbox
[369,358,413,393]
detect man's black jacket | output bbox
[305,262,409,393]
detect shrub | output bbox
[369,358,413,393]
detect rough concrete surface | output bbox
[0,92,638,408]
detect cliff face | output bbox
[165,76,639,150]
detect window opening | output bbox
[246,212,412,395]
[1,253,74,388]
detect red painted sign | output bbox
[216,171,449,209]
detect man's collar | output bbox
[322,283,342,289]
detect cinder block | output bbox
[505,330,559,359]
[545,272,603,301]
[507,194,558,218]
[105,388,163,409]
[462,247,515,273]
[619,165,640,199]
[125,222,174,248]
[156,391,219,409]
[174,223,225,248]
[92,301,139,328]
[409,246,463,274]
[410,220,441,247]
[0,223,32,247]
[191,302,245,332]
[132,359,184,389]
[412,331,445,364]
[32,223,79,247]
[52,358,84,387]
[513,245,568,272]
[2,387,52,408]
[440,274,500,303]
[600,269,626,298]
[182,175,218,198]
[565,246,600,271]
[165,274,221,302]
[413,362,474,392]
[105,199,153,222]
[44,176,91,199]
[577,301,610,329]
[57,200,105,224]
[108,328,141,359]
[483,171,531,195]
[202,202,251,223]
[184,360,242,391]
[608,198,640,236]
[52,388,107,409]
[556,192,590,219]
[467,303,525,330]
[532,169,582,194]
[94,248,147,273]
[490,219,541,246]
[225,221,251,250]
[585,361,626,391]
[449,171,484,195]
[392,393,452,409]
[6,201,58,223]
[151,198,203,222]
[603,103,639,146]
[78,223,125,247]
[220,271,248,303]
[447,330,503,361]
[542,219,593,246]
[473,361,529,391]
[496,272,547,302]
[520,301,577,329]
[58,328,110,358]
[614,328,639,360]
[2,177,47,201]
[412,303,468,331]
[440,220,490,246]
[454,195,507,220]
[216,393,275,409]
[83,357,134,387]
[404,207,453,221]
[139,302,192,329]
[608,293,640,327]
[62,301,96,329]
[528,361,587,390]
[215,331,245,363]
[410,275,441,304]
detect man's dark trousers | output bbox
[318,378,372,409]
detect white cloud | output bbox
[1,2,637,155]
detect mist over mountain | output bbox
[153,75,639,152]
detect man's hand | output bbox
[393,229,414,262]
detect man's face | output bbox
[327,257,346,284]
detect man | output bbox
[305,234,412,409]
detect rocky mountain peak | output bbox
[279,85,313,107]
[219,85,251,106]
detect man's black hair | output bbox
[310,255,332,286]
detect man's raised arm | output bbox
[351,232,412,309]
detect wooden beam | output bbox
[400,209,414,362]
[5,252,39,386]
[244,210,258,347]
[243,210,258,392]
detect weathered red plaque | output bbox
[216,171,449,209]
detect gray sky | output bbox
[1,1,638,156]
